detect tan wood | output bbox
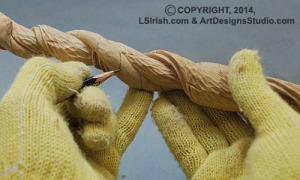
[1,12,299,112]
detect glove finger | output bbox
[79,120,117,150]
[202,107,254,144]
[72,87,117,150]
[115,87,153,155]
[80,88,153,178]
[152,97,207,179]
[228,49,300,134]
[161,90,229,153]
[80,145,121,178]
[56,100,119,178]
[74,87,114,123]
[192,137,252,179]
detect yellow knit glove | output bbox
[0,57,153,179]
[152,49,300,179]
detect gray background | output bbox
[0,0,299,179]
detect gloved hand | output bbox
[0,57,153,179]
[152,49,300,179]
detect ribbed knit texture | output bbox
[228,49,300,179]
[0,57,153,179]
[77,88,153,178]
[152,49,300,179]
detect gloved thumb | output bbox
[228,49,300,135]
[17,57,91,103]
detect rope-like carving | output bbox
[1,12,300,112]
